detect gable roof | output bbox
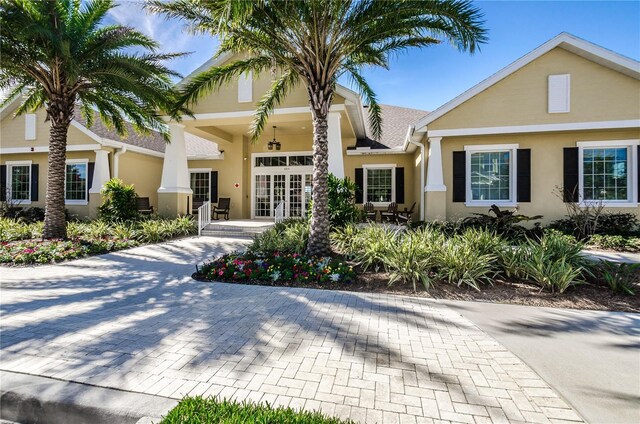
[414,32,640,132]
[73,108,220,157]
[355,104,428,150]
[180,53,368,139]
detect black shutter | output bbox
[563,147,579,202]
[355,168,364,203]
[30,164,39,202]
[0,165,6,201]
[452,151,466,202]
[516,149,531,202]
[395,167,405,204]
[210,171,218,203]
[638,146,639,200]
[87,162,95,191]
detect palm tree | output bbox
[0,0,181,239]
[149,0,487,256]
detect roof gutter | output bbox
[113,146,127,179]
[404,126,425,221]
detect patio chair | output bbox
[191,200,204,215]
[380,202,398,223]
[397,202,416,224]
[213,197,231,220]
[135,197,154,215]
[363,202,377,222]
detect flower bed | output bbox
[196,253,356,285]
[0,237,139,265]
[0,216,196,265]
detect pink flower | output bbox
[218,271,224,276]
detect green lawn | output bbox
[160,396,354,424]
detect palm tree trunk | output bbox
[43,101,72,239]
[307,110,331,256]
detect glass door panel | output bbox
[289,174,303,217]
[273,174,286,214]
[304,174,312,216]
[255,175,271,217]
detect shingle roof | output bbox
[358,104,429,150]
[73,108,220,156]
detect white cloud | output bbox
[106,1,218,78]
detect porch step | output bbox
[200,220,275,238]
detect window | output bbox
[289,155,313,166]
[578,140,638,205]
[465,144,518,206]
[255,156,287,167]
[190,171,210,202]
[364,166,394,204]
[65,161,88,204]
[8,163,31,202]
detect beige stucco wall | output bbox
[117,151,163,210]
[343,153,417,213]
[1,109,100,148]
[429,47,640,130]
[440,129,640,224]
[0,151,104,219]
[190,55,347,115]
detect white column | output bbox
[158,123,192,194]
[425,137,446,192]
[89,150,111,194]
[327,112,344,178]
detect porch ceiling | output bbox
[181,109,355,144]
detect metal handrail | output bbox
[274,200,285,223]
[197,201,211,235]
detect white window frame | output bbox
[65,159,89,205]
[6,160,32,205]
[363,163,396,206]
[189,168,212,202]
[577,139,639,207]
[464,144,519,207]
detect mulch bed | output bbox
[193,270,640,313]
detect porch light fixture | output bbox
[267,126,281,151]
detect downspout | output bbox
[405,126,425,221]
[113,146,127,179]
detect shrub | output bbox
[160,396,354,424]
[327,174,362,227]
[383,231,434,291]
[463,205,542,240]
[434,235,498,291]
[199,253,355,284]
[248,219,309,255]
[516,231,588,293]
[597,261,639,296]
[135,219,171,243]
[351,225,399,272]
[99,178,139,222]
[330,224,361,258]
[588,234,640,252]
[0,218,41,241]
[595,213,639,236]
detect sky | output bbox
[107,1,640,112]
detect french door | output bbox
[253,173,312,218]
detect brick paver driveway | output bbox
[0,237,582,423]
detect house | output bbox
[1,33,638,224]
[415,33,639,223]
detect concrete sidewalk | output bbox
[441,300,640,424]
[582,249,640,264]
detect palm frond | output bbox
[250,70,300,141]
